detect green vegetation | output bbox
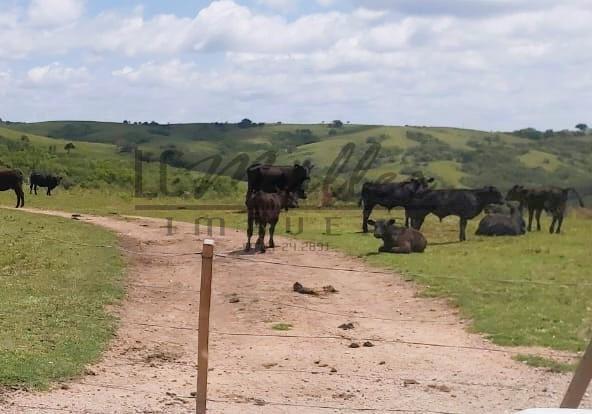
[514,354,576,373]
[0,209,123,389]
[1,119,591,360]
[3,121,591,205]
[272,323,293,331]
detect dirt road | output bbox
[2,209,585,413]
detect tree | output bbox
[329,120,344,128]
[238,118,253,129]
[575,123,588,133]
[64,142,76,154]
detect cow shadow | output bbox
[225,248,258,256]
[428,240,463,246]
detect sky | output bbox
[0,0,591,130]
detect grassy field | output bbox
[0,209,123,389]
[1,119,592,375]
[3,188,591,354]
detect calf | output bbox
[30,172,62,196]
[407,186,504,241]
[0,169,25,208]
[368,219,427,253]
[359,177,434,233]
[245,190,298,253]
[476,202,526,236]
[246,163,312,201]
[506,185,585,234]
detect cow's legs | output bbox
[14,187,24,208]
[362,203,375,233]
[459,218,468,241]
[549,215,556,234]
[47,187,51,196]
[255,223,266,253]
[535,209,542,231]
[29,182,33,194]
[245,214,254,251]
[527,207,534,232]
[555,214,564,234]
[268,220,277,248]
[411,214,426,231]
[392,241,412,254]
[404,209,411,228]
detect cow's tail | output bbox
[568,188,585,207]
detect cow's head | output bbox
[367,218,397,240]
[407,176,435,194]
[293,163,313,199]
[506,185,527,202]
[57,176,63,184]
[477,186,504,205]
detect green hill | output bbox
[3,120,591,202]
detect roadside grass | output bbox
[0,209,123,389]
[2,190,592,353]
[514,354,576,373]
[272,323,293,331]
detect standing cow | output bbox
[359,177,434,233]
[245,190,298,253]
[0,169,25,208]
[246,163,312,202]
[30,172,62,196]
[506,185,585,234]
[407,186,504,241]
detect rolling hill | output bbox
[2,120,591,203]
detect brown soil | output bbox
[2,209,587,413]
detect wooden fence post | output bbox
[561,338,592,408]
[197,239,214,414]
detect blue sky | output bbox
[1,0,591,130]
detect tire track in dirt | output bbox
[1,209,586,413]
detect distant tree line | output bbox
[512,123,589,140]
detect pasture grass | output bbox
[514,354,576,373]
[0,209,123,389]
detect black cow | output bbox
[368,219,427,253]
[245,190,298,253]
[0,169,25,208]
[407,186,504,241]
[246,163,312,201]
[30,172,62,196]
[476,202,526,236]
[359,177,434,233]
[506,185,585,234]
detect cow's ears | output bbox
[387,218,396,226]
[426,177,435,183]
[367,219,376,226]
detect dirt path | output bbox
[1,209,585,413]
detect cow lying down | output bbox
[476,202,526,236]
[368,219,427,254]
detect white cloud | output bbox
[26,63,89,86]
[28,0,84,26]
[1,0,592,129]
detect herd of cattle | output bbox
[0,169,62,208]
[244,163,585,253]
[0,165,585,254]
